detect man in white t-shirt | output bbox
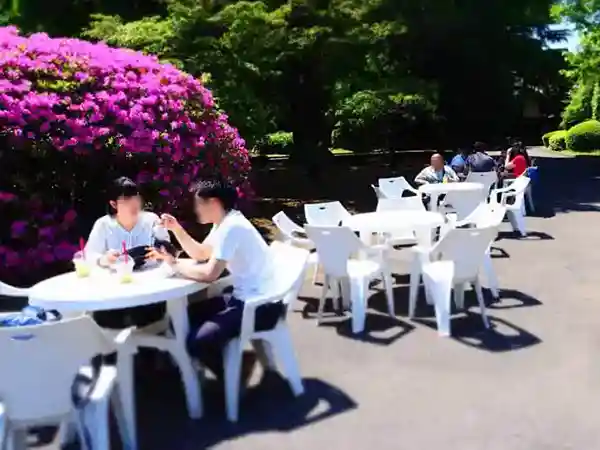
[146,178,280,379]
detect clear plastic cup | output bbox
[73,251,91,278]
[114,256,135,284]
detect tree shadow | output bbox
[297,295,414,346]
[134,369,357,450]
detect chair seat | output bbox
[347,259,381,278]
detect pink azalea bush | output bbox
[0,26,251,285]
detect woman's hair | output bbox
[191,178,238,211]
[509,144,532,166]
[107,177,140,215]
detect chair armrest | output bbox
[113,327,135,347]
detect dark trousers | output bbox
[186,296,284,377]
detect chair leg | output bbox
[381,270,395,317]
[252,340,277,370]
[223,339,243,422]
[350,277,369,334]
[339,277,351,312]
[311,263,319,285]
[269,327,304,396]
[483,253,499,299]
[317,275,329,324]
[408,257,421,318]
[474,279,490,329]
[116,349,138,450]
[453,283,465,310]
[83,397,111,450]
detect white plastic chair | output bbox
[222,242,309,422]
[466,171,498,197]
[440,188,487,221]
[272,211,319,284]
[0,315,132,450]
[371,184,387,200]
[445,202,507,299]
[0,281,29,298]
[304,225,395,334]
[304,201,352,227]
[492,176,530,236]
[378,177,420,199]
[409,226,498,336]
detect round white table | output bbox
[29,260,209,450]
[343,210,444,247]
[418,182,485,212]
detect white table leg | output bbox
[429,193,440,212]
[165,297,203,419]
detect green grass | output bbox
[561,149,600,156]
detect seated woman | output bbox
[85,177,171,329]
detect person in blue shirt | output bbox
[450,148,470,180]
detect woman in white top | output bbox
[86,177,171,329]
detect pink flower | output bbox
[0,191,16,202]
[10,221,27,238]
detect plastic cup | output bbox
[73,251,91,278]
[114,256,135,284]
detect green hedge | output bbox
[565,120,600,152]
[548,130,567,152]
[542,130,561,148]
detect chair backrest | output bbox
[371,184,387,200]
[272,211,314,250]
[304,226,362,278]
[376,197,425,212]
[459,202,507,229]
[466,171,498,195]
[432,225,498,282]
[304,201,352,226]
[378,177,414,199]
[443,188,487,220]
[0,315,113,423]
[0,281,29,298]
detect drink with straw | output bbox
[73,238,91,278]
[116,241,134,283]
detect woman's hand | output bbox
[159,213,182,232]
[99,250,120,267]
[146,246,176,265]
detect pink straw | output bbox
[122,241,128,263]
[79,237,86,258]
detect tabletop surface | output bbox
[343,210,444,231]
[28,259,207,311]
[418,182,484,193]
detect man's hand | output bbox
[146,246,176,265]
[159,214,182,232]
[99,250,120,267]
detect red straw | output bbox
[122,241,128,262]
[79,237,86,258]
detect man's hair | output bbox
[107,177,139,214]
[473,142,488,153]
[191,178,238,211]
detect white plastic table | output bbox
[28,260,209,450]
[418,182,485,212]
[343,210,444,247]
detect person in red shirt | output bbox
[504,144,530,177]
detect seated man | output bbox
[147,178,280,379]
[414,153,459,185]
[449,148,470,180]
[467,142,496,173]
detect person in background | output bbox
[504,142,530,178]
[450,148,471,180]
[85,176,171,329]
[467,142,497,173]
[415,153,460,185]
[146,178,280,382]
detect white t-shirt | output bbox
[85,211,169,261]
[204,210,273,300]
